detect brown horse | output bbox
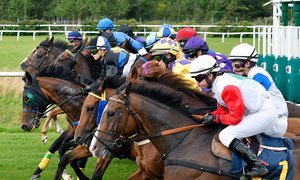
[54,76,163,180]
[21,68,91,179]
[20,37,68,75]
[90,73,300,179]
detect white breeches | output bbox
[219,98,278,147]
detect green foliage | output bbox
[0,0,272,24]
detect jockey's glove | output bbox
[202,114,215,125]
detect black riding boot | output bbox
[229,138,268,177]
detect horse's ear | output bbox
[126,66,138,81]
[121,82,131,98]
[25,72,33,85]
[80,37,88,51]
[47,36,54,47]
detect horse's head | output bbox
[74,80,107,144]
[76,77,126,145]
[21,72,50,132]
[53,37,88,66]
[89,82,139,159]
[21,37,69,76]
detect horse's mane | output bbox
[91,76,126,94]
[127,73,216,115]
[39,37,68,51]
[38,64,76,82]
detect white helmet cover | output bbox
[188,55,220,77]
[229,43,258,62]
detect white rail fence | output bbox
[0,24,262,42]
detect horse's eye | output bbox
[24,93,34,104]
[87,106,94,111]
[108,111,115,117]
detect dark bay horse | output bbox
[54,77,163,180]
[20,37,68,75]
[21,68,90,179]
[90,73,300,179]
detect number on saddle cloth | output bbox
[231,134,294,179]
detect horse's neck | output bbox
[38,78,85,122]
[74,54,95,82]
[130,93,219,162]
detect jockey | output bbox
[142,37,198,89]
[188,55,279,177]
[174,27,197,48]
[156,27,176,40]
[145,32,159,51]
[96,18,147,55]
[229,43,288,138]
[85,36,137,78]
[182,36,233,72]
[67,31,83,46]
[117,24,146,47]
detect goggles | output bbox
[232,61,245,69]
[192,63,219,82]
[182,48,199,58]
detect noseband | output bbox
[93,95,142,153]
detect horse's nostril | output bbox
[21,124,28,130]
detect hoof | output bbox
[42,136,48,144]
[31,174,41,180]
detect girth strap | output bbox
[164,159,240,179]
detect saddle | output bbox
[212,134,262,161]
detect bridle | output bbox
[93,94,142,153]
[25,45,54,72]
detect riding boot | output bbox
[229,138,268,177]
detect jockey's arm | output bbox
[213,85,245,125]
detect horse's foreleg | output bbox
[91,158,112,180]
[41,113,54,144]
[54,145,92,180]
[31,125,75,179]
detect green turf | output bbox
[0,131,137,180]
[0,35,253,71]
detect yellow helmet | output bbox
[150,38,180,56]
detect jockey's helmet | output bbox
[150,38,179,56]
[146,32,159,50]
[96,18,114,31]
[157,27,176,39]
[182,36,209,57]
[229,43,258,63]
[174,27,197,42]
[86,36,111,52]
[188,55,220,77]
[67,31,83,41]
[160,24,173,29]
[117,25,134,37]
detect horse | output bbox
[20,37,69,75]
[90,72,300,179]
[53,77,163,180]
[21,67,90,180]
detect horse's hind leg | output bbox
[31,125,75,179]
[54,145,92,180]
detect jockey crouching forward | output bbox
[187,55,284,177]
[85,36,137,79]
[96,18,147,55]
[229,43,288,138]
[142,37,199,90]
